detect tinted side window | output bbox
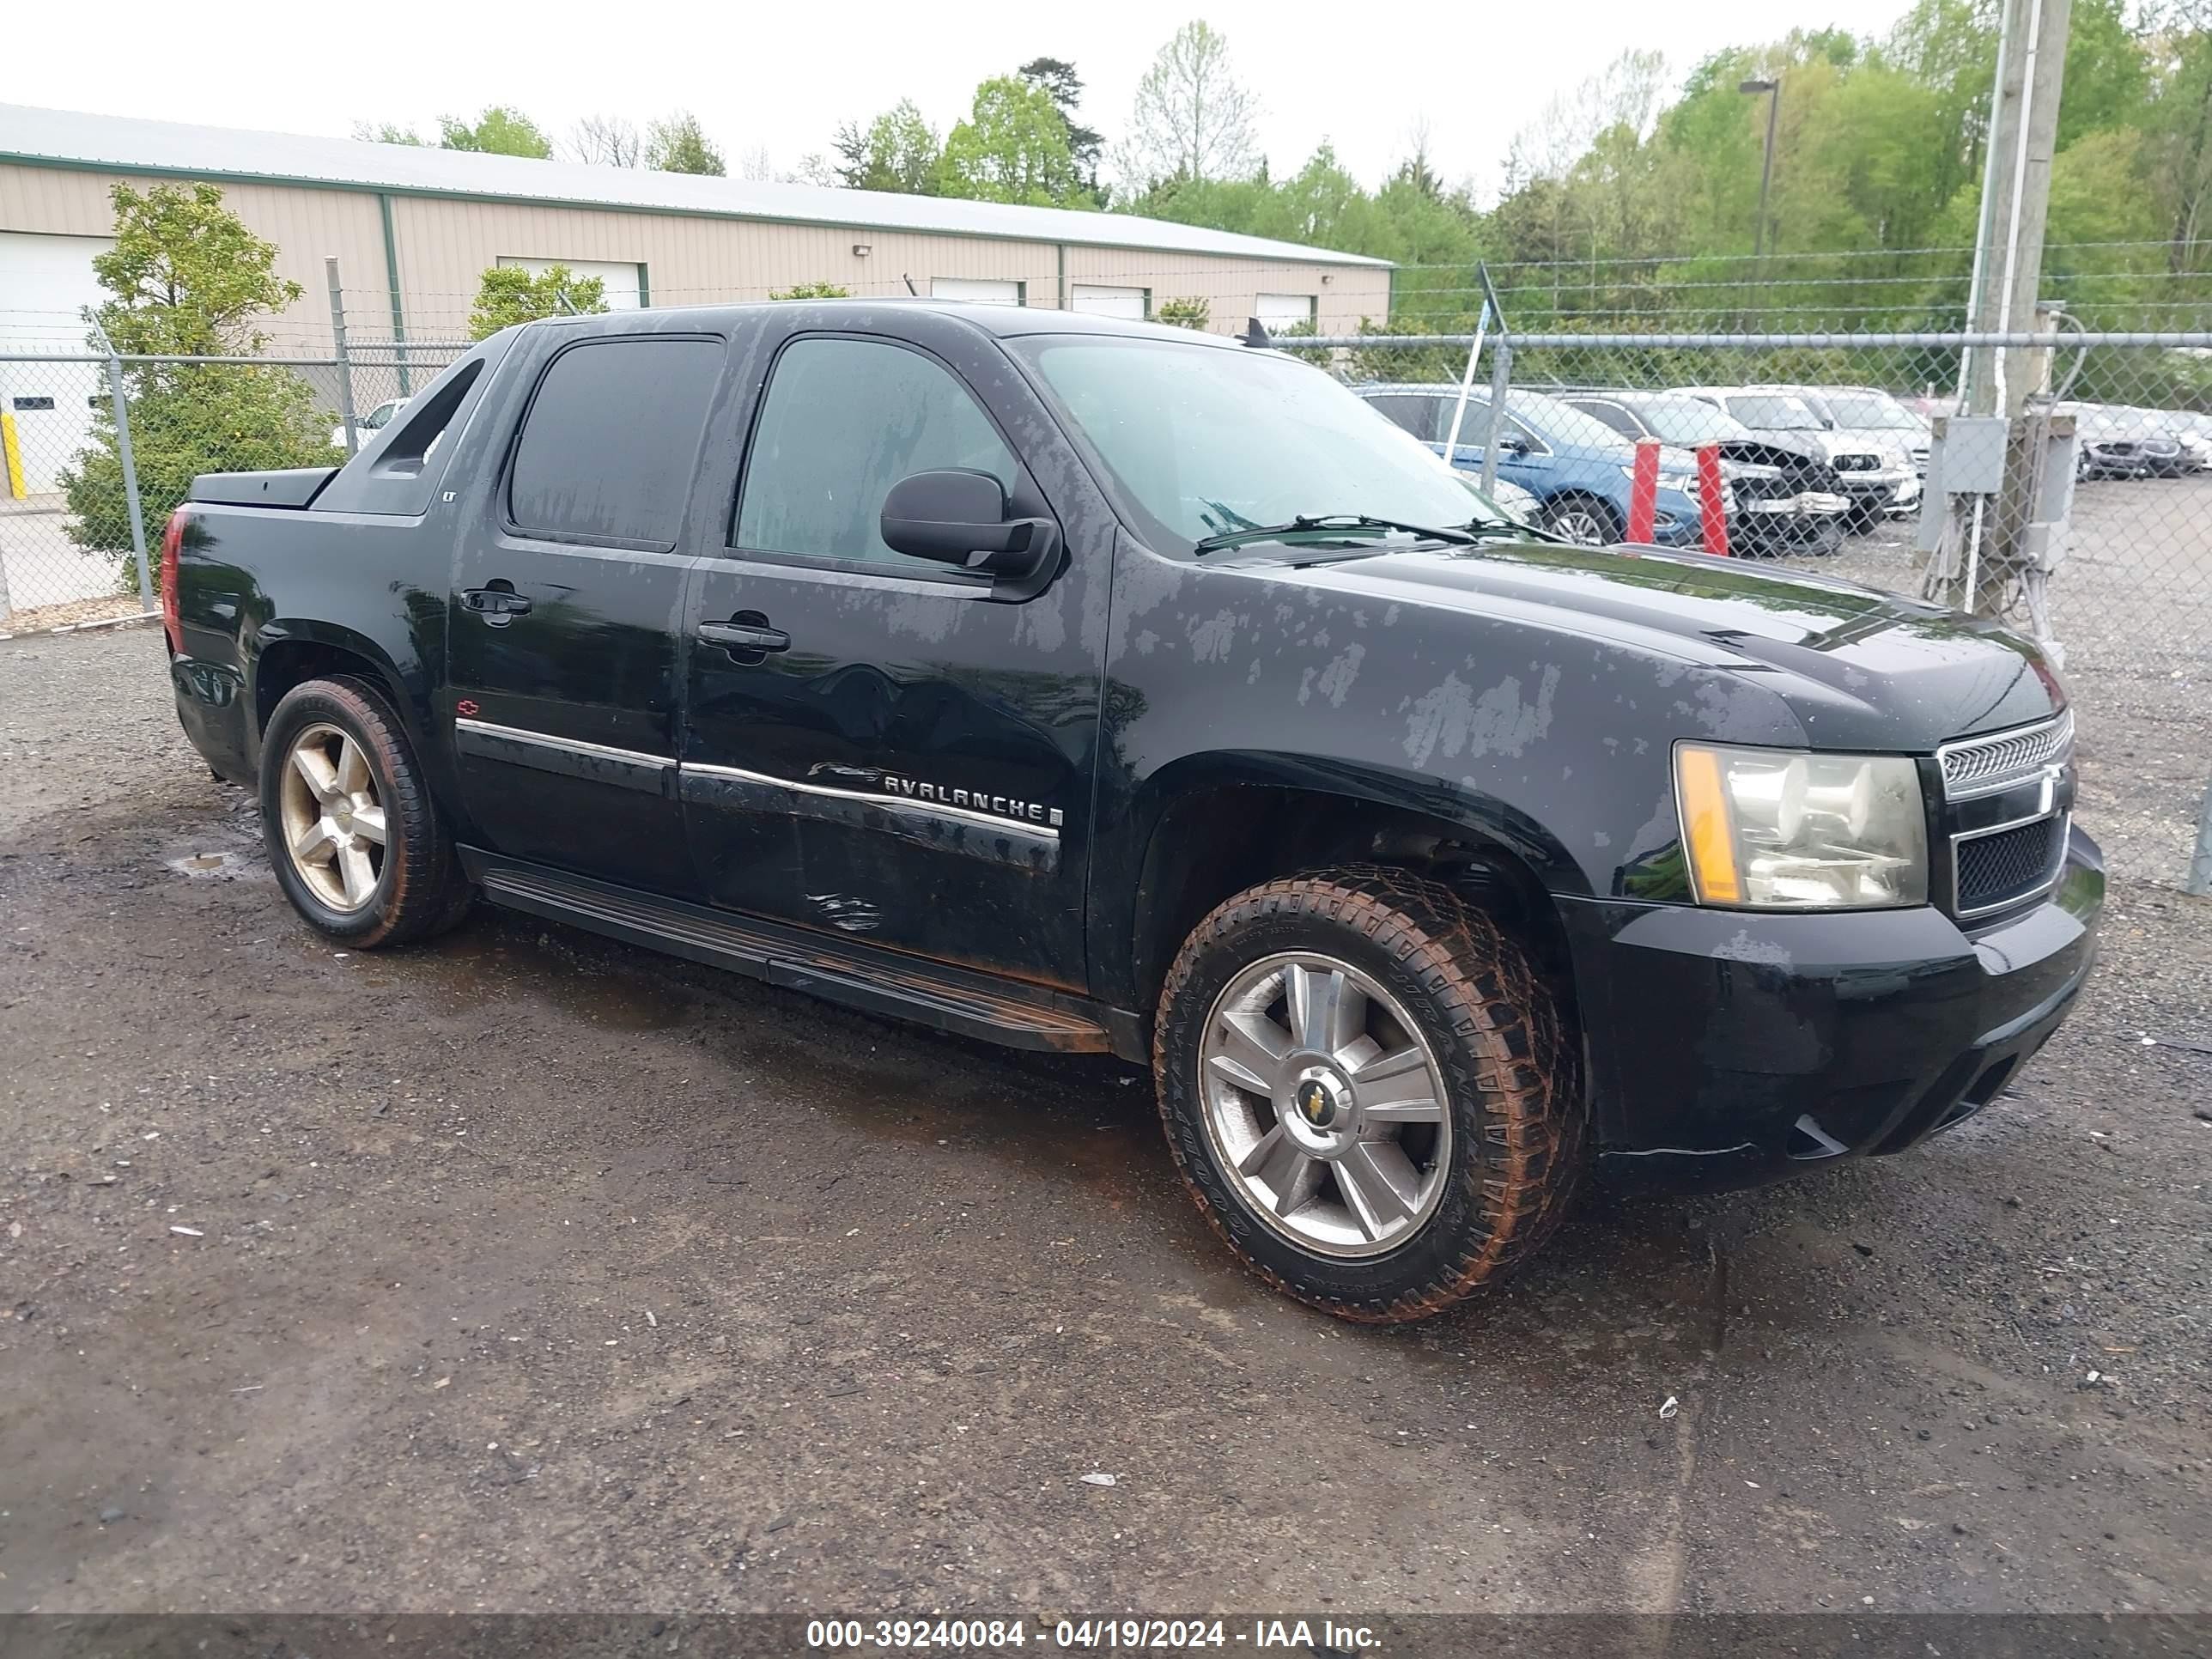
[1577,401,1639,439]
[1498,411,1543,448]
[1364,395,1428,440]
[734,337,1017,569]
[508,337,724,548]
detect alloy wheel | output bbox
[277,721,387,911]
[1550,507,1609,545]
[1197,951,1452,1258]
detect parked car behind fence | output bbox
[1670,386,1918,531]
[1562,389,1851,557]
[1356,383,1711,547]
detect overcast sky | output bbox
[15,0,1917,203]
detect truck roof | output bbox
[519,298,1251,349]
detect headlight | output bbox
[1674,743,1928,909]
[1620,463,1702,495]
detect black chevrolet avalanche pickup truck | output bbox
[162,301,2101,1322]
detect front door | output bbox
[447,328,727,895]
[679,319,1103,989]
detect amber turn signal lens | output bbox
[1675,744,1742,903]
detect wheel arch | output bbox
[1540,487,1626,539]
[1111,751,1581,1025]
[249,622,420,766]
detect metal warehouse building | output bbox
[0,102,1392,352]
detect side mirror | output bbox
[880,469,1057,578]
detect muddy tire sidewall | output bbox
[1153,869,1583,1323]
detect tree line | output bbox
[352,6,2212,340]
[356,107,729,176]
[1477,1,2212,329]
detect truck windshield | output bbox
[1819,391,1926,431]
[1013,337,1510,552]
[1726,394,1825,431]
[1634,398,1754,445]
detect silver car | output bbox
[1670,386,1919,529]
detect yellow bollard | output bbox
[0,412,25,500]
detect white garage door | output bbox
[0,231,115,495]
[1071,284,1147,320]
[496,257,644,310]
[1256,292,1316,330]
[931,277,1023,306]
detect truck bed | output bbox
[189,467,340,509]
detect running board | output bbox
[460,851,1126,1056]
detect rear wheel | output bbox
[1152,866,1585,1323]
[1542,495,1622,547]
[259,676,472,948]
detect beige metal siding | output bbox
[1062,244,1389,334]
[383,195,1069,333]
[1,162,389,352]
[3,161,1392,347]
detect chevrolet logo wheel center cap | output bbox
[1284,1065,1354,1152]
[1297,1079,1336,1127]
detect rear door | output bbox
[678,313,1103,989]
[447,325,727,894]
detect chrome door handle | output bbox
[463,586,532,619]
[698,619,790,654]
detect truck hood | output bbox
[1825,424,1921,463]
[1263,540,2063,751]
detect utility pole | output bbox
[1967,0,2072,422]
[1956,0,2072,617]
[1740,78,1781,264]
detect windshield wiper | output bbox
[1460,514,1571,546]
[1192,514,1480,556]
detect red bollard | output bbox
[1698,443,1731,556]
[1626,438,1659,544]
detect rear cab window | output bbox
[507,335,726,549]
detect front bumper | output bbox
[1832,468,1918,516]
[1559,827,2103,1192]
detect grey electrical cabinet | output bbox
[1917,411,2078,566]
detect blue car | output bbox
[1353,383,1714,547]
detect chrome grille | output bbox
[1939,710,2075,796]
[1832,453,1879,472]
[1956,818,2065,911]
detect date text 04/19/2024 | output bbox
[804,1619,1382,1651]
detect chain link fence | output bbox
[4,329,2207,672]
[1291,328,2212,675]
[3,264,2204,884]
[6,266,2209,681]
[0,341,460,635]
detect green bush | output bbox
[56,182,339,589]
[468,264,610,340]
[64,366,337,580]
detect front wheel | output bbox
[259,676,473,949]
[1542,496,1622,546]
[1152,867,1585,1323]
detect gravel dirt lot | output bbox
[2,623,2208,1625]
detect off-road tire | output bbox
[1153,866,1585,1323]
[259,675,473,949]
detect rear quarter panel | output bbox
[170,504,453,797]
